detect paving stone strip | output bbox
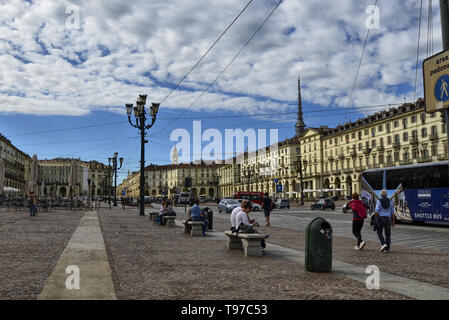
[174,219,449,300]
[38,211,116,300]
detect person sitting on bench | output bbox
[236,201,268,249]
[189,198,208,236]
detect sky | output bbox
[0,0,444,183]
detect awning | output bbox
[3,187,20,192]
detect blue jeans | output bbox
[376,216,391,249]
[191,216,208,234]
[30,205,37,216]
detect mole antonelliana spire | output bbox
[295,75,306,137]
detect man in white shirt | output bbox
[235,201,268,249]
[230,200,245,231]
[236,201,258,231]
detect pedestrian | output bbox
[236,201,269,249]
[261,193,273,226]
[190,198,208,236]
[28,192,38,216]
[230,200,248,233]
[155,199,168,225]
[346,192,367,250]
[375,189,395,252]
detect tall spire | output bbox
[295,75,306,137]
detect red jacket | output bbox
[348,199,367,220]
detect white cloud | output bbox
[0,0,437,118]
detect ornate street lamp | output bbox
[126,94,160,216]
[295,147,305,205]
[110,153,123,207]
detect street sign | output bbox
[276,184,282,192]
[423,49,449,113]
[121,189,126,196]
[274,178,279,183]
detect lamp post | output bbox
[107,158,113,209]
[295,147,304,205]
[87,178,91,209]
[126,94,160,216]
[110,152,123,207]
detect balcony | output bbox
[418,156,432,163]
[410,137,418,145]
[429,133,438,141]
[376,145,385,152]
[350,150,357,158]
[331,170,341,175]
[327,155,335,161]
[438,154,448,161]
[338,154,345,160]
[323,171,331,176]
[399,159,412,165]
[355,166,366,172]
[393,142,401,149]
[343,168,353,174]
[363,148,371,155]
[385,161,394,167]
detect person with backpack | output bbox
[347,192,367,250]
[375,189,395,252]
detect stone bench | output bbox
[224,231,267,257]
[183,220,204,236]
[149,211,159,223]
[162,215,176,227]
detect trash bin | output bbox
[305,217,332,272]
[203,207,213,230]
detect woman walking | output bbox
[347,192,367,250]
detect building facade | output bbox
[37,158,108,198]
[217,100,448,200]
[117,163,221,200]
[0,134,31,192]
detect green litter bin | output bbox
[305,217,333,272]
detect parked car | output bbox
[250,202,262,211]
[311,198,335,211]
[179,192,191,205]
[274,199,290,209]
[218,199,240,213]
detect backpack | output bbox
[350,200,367,219]
[357,204,367,219]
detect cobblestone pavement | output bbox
[0,208,82,299]
[207,208,449,290]
[98,208,408,300]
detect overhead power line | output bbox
[148,0,285,138]
[159,0,255,105]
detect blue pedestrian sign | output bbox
[274,178,279,183]
[276,184,282,192]
[435,74,449,102]
[121,189,126,196]
[423,49,449,112]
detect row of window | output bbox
[326,112,439,146]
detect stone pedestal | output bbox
[189,221,204,236]
[163,216,176,227]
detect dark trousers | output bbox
[352,220,364,245]
[376,216,392,249]
[191,216,208,234]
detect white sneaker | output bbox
[380,244,388,252]
[359,241,366,250]
[354,245,360,250]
